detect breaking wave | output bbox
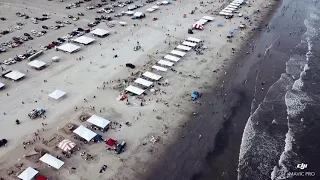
[238,2,319,180]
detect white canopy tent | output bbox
[5,70,25,81]
[221,9,233,13]
[58,139,76,152]
[161,1,169,5]
[57,43,80,53]
[125,11,135,15]
[196,19,208,25]
[224,7,236,11]
[87,115,111,128]
[40,153,64,169]
[0,82,5,89]
[176,45,192,51]
[133,12,144,17]
[152,65,167,72]
[170,50,186,57]
[227,5,238,9]
[90,28,110,37]
[143,71,162,81]
[187,37,202,43]
[152,5,160,9]
[73,125,97,141]
[125,85,145,95]
[119,21,127,26]
[182,41,197,47]
[28,60,46,69]
[48,89,66,100]
[164,54,180,62]
[158,60,174,67]
[146,8,155,12]
[134,78,153,87]
[73,36,95,45]
[219,12,233,16]
[230,3,241,6]
[202,16,214,21]
[18,167,38,180]
[233,0,244,4]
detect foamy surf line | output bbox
[270,9,318,178]
[238,3,320,180]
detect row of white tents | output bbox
[125,36,202,96]
[219,0,244,17]
[56,28,110,53]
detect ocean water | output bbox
[238,0,320,179]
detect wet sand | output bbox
[143,0,310,179]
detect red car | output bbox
[15,40,23,44]
[48,43,55,48]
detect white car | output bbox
[77,32,84,37]
[15,26,22,30]
[3,60,11,65]
[64,20,71,24]
[31,30,37,34]
[18,54,26,59]
[72,17,79,21]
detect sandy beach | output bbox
[0,0,279,179]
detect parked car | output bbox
[24,33,30,36]
[0,48,6,53]
[57,38,65,42]
[52,41,60,46]
[64,20,71,24]
[42,25,49,29]
[1,30,9,35]
[78,12,84,16]
[18,54,26,59]
[115,141,126,154]
[27,36,33,40]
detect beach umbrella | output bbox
[192,24,203,30]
